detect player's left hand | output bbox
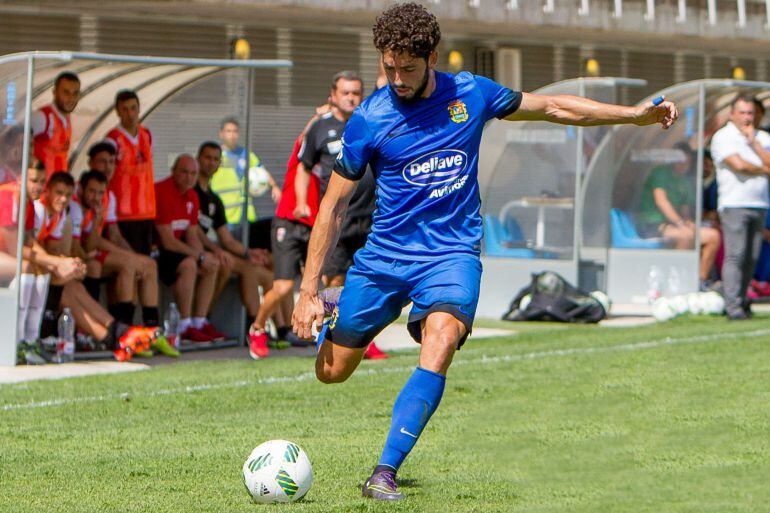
[634,98,678,129]
[292,290,325,340]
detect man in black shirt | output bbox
[194,141,293,342]
[296,71,387,359]
[297,71,377,287]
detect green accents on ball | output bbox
[275,469,299,498]
[284,443,300,463]
[247,454,272,472]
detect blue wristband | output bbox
[652,95,665,106]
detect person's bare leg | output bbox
[173,257,197,319]
[193,264,219,318]
[101,253,136,303]
[136,255,158,307]
[699,226,721,281]
[234,258,261,317]
[61,282,112,340]
[315,342,367,384]
[253,279,294,330]
[213,265,233,305]
[662,225,695,250]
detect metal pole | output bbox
[237,68,255,346]
[574,79,585,286]
[694,82,706,291]
[4,56,34,366]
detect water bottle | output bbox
[54,308,75,364]
[318,287,343,316]
[164,302,180,349]
[647,266,662,304]
[666,267,681,296]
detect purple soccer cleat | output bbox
[361,469,405,501]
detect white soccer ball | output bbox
[700,291,725,315]
[686,293,704,315]
[248,165,271,197]
[652,297,676,322]
[669,295,690,315]
[242,440,312,504]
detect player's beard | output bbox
[391,66,430,104]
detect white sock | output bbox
[179,317,192,334]
[26,274,50,343]
[192,317,207,329]
[16,274,35,342]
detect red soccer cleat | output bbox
[200,322,226,341]
[363,341,389,360]
[181,326,214,343]
[248,328,270,360]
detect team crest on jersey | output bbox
[448,100,469,123]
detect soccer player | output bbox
[155,154,224,343]
[193,141,289,343]
[34,172,150,360]
[76,170,176,356]
[291,2,678,501]
[86,141,134,251]
[32,72,80,177]
[105,90,156,257]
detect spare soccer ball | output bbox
[242,440,312,503]
[248,165,271,197]
[700,291,725,315]
[651,297,676,322]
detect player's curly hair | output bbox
[372,2,441,60]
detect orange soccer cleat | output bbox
[113,326,156,362]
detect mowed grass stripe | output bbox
[2,326,767,412]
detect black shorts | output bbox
[324,216,371,277]
[118,220,156,256]
[157,250,189,287]
[271,217,311,281]
[230,218,273,250]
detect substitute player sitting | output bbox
[292,2,678,501]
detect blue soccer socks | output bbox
[378,367,446,471]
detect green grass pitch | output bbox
[1,316,768,512]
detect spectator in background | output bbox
[87,142,134,251]
[34,172,151,360]
[85,142,164,330]
[105,90,156,256]
[710,95,770,319]
[636,142,721,289]
[212,117,281,248]
[76,171,177,356]
[244,112,323,359]
[248,72,386,360]
[32,72,80,177]
[0,164,80,344]
[155,154,225,343]
[0,124,26,185]
[194,141,294,344]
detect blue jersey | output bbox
[334,71,522,260]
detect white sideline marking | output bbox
[2,328,768,413]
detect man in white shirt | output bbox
[710,95,770,319]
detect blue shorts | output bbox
[327,247,482,349]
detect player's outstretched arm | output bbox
[505,92,678,129]
[293,173,358,339]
